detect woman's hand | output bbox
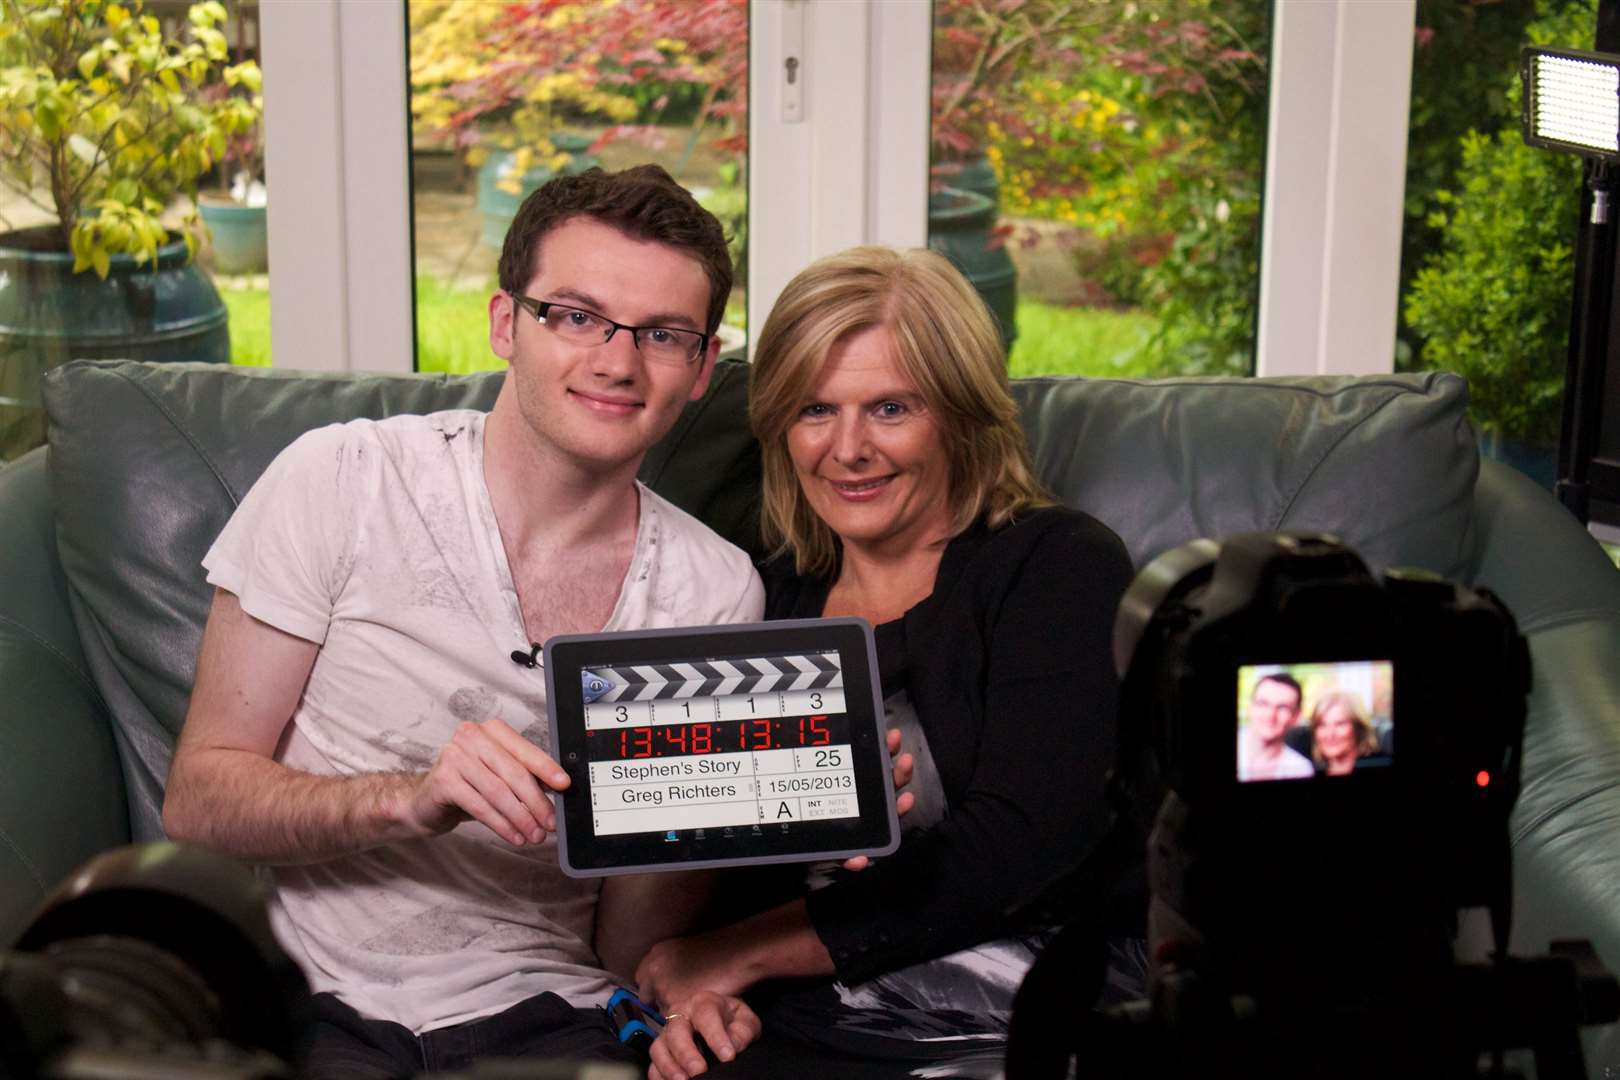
[647,991,762,1080]
[841,727,914,871]
[638,901,832,1013]
[638,931,753,1009]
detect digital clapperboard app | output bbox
[583,648,856,835]
[545,620,899,875]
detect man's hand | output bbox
[404,716,571,846]
[647,991,761,1080]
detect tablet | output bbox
[544,618,900,876]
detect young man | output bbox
[1237,673,1314,782]
[162,165,765,1075]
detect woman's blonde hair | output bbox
[749,245,1052,576]
[1307,690,1381,767]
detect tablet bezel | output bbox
[544,617,900,877]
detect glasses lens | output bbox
[637,327,704,364]
[545,305,608,340]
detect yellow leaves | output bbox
[189,1,227,30]
[541,3,598,31]
[105,4,130,31]
[523,71,586,105]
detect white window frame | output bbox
[261,0,414,373]
[1258,0,1414,377]
[259,0,1414,378]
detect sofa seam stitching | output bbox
[1271,390,1410,530]
[106,367,239,504]
[1517,607,1620,634]
[0,819,47,894]
[1018,374,1447,397]
[0,611,111,712]
[1512,783,1620,847]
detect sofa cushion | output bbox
[41,359,760,840]
[1013,372,1477,578]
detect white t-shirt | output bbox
[1236,729,1315,782]
[201,410,764,1033]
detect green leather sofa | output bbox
[4,359,1619,1071]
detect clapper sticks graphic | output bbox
[584,653,844,703]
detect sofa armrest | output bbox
[1469,461,1620,1071]
[0,448,128,946]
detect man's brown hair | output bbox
[497,164,733,335]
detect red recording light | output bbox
[1476,770,1491,788]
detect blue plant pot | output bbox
[199,199,268,275]
[477,136,601,250]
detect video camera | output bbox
[0,845,639,1080]
[1007,533,1617,1080]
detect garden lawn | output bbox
[219,279,271,367]
[221,274,503,373]
[1007,300,1165,379]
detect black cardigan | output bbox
[763,506,1133,984]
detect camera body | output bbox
[1113,533,1529,1001]
[1005,533,1616,1080]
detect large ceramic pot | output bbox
[0,227,229,460]
[928,187,1018,351]
[199,197,269,275]
[477,133,601,250]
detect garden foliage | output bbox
[1402,0,1592,442]
[0,0,260,275]
[1404,131,1577,443]
[409,0,744,187]
[934,0,1269,375]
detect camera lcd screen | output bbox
[545,619,900,876]
[1236,661,1394,783]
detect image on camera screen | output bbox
[1236,661,1394,783]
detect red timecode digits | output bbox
[618,727,655,759]
[797,715,831,746]
[738,717,774,751]
[691,723,712,753]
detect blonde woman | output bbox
[639,247,1135,1079]
[1308,690,1382,776]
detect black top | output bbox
[762,505,1134,984]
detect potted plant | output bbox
[0,0,261,459]
[197,79,267,275]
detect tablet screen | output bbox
[545,619,899,876]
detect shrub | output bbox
[1403,130,1578,443]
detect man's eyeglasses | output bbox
[510,295,710,366]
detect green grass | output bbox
[1007,300,1164,379]
[219,280,271,367]
[217,273,505,372]
[414,274,504,374]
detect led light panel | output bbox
[1524,47,1620,159]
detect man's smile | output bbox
[568,388,645,416]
